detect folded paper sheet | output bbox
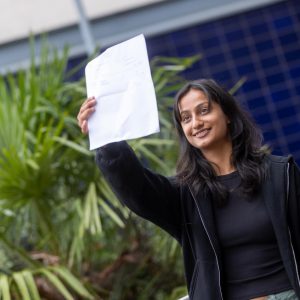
[85,34,160,150]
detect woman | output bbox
[77,79,300,300]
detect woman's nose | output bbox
[192,115,203,129]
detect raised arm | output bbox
[77,98,182,242]
[96,141,182,241]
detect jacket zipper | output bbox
[286,163,300,289]
[188,186,224,300]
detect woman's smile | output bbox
[193,128,211,138]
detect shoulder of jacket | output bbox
[266,154,294,164]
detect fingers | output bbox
[81,120,89,134]
[77,96,96,134]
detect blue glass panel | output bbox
[150,35,166,45]
[237,63,256,76]
[264,130,278,141]
[283,123,300,135]
[285,49,300,63]
[290,65,300,78]
[271,147,284,157]
[279,32,299,46]
[246,9,263,21]
[254,113,272,125]
[170,29,191,44]
[225,29,245,42]
[221,16,240,28]
[271,89,291,102]
[288,140,300,153]
[231,46,250,59]
[295,1,300,13]
[206,53,226,66]
[211,70,232,82]
[295,85,300,95]
[241,79,262,92]
[260,56,280,69]
[266,73,285,86]
[276,106,297,119]
[201,36,220,49]
[249,23,269,36]
[176,44,195,56]
[247,96,267,110]
[195,22,216,34]
[255,40,274,52]
[273,16,293,29]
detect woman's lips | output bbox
[194,128,210,138]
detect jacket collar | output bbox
[262,157,289,249]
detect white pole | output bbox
[73,0,95,55]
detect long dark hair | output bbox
[173,79,268,203]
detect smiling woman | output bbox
[177,89,231,162]
[173,79,267,203]
[77,78,300,300]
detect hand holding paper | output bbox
[85,34,160,150]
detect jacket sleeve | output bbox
[95,141,182,242]
[287,158,300,260]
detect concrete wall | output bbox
[0,0,165,45]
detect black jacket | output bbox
[96,141,300,300]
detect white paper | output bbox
[85,34,160,150]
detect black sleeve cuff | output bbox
[96,141,128,161]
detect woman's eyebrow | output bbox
[180,101,209,115]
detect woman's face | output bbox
[178,88,231,153]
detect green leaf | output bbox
[53,136,92,156]
[38,269,73,300]
[98,198,125,228]
[84,183,102,234]
[0,275,11,300]
[134,144,170,174]
[25,159,40,171]
[51,266,94,299]
[13,272,31,300]
[139,138,175,147]
[229,76,247,95]
[22,270,41,300]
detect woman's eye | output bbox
[200,107,209,115]
[181,115,191,123]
